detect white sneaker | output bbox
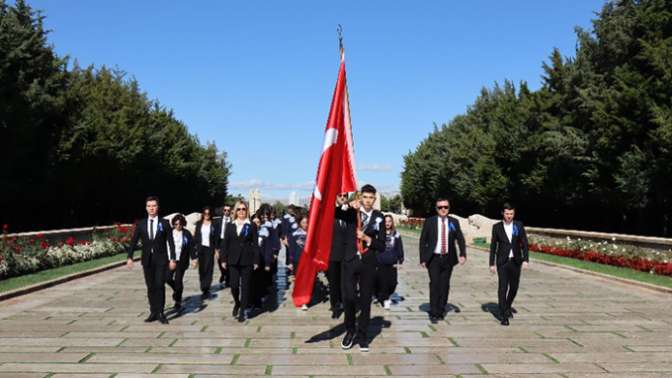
[383,300,391,310]
[301,304,308,311]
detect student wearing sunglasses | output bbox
[219,200,260,322]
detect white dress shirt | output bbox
[200,223,211,247]
[434,216,449,254]
[220,216,231,238]
[172,230,183,260]
[147,216,159,240]
[503,222,514,258]
[235,219,250,236]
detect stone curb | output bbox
[0,255,140,302]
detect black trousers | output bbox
[143,257,167,315]
[376,264,398,302]
[427,254,453,318]
[327,260,342,310]
[166,261,188,304]
[230,264,253,310]
[342,258,376,340]
[251,266,272,307]
[198,245,215,294]
[218,254,229,285]
[498,258,522,315]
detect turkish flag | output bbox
[292,54,357,307]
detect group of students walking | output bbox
[127,187,528,351]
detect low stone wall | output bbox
[399,213,672,251]
[527,227,672,251]
[4,224,131,245]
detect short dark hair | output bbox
[361,184,376,194]
[146,196,159,205]
[502,203,515,211]
[436,198,450,205]
[172,214,186,227]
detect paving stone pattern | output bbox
[0,234,670,377]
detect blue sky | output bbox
[29,0,606,202]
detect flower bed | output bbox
[529,235,672,276]
[399,217,425,230]
[0,224,132,280]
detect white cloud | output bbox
[358,163,393,172]
[229,179,314,192]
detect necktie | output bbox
[149,219,154,240]
[361,212,369,228]
[441,218,447,255]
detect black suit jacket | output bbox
[127,217,176,266]
[335,206,386,264]
[220,221,260,266]
[489,220,529,266]
[419,215,466,266]
[330,206,350,262]
[193,220,221,252]
[170,229,195,267]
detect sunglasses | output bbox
[436,206,449,210]
[236,208,247,212]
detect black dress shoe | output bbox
[237,313,246,323]
[430,316,439,324]
[500,317,510,326]
[506,309,513,319]
[158,313,169,324]
[331,311,339,319]
[144,313,157,322]
[201,292,209,300]
[232,305,240,317]
[341,332,355,350]
[174,302,182,311]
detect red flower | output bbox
[40,240,49,250]
[36,233,45,239]
[65,237,75,247]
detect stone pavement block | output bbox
[551,352,672,363]
[388,364,482,375]
[0,363,157,373]
[236,353,347,365]
[480,363,605,374]
[599,362,672,373]
[89,352,234,364]
[270,365,387,375]
[0,352,88,363]
[156,364,267,374]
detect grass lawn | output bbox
[0,252,130,293]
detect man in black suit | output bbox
[419,198,466,324]
[338,185,386,352]
[127,196,177,324]
[327,193,348,319]
[489,203,529,326]
[217,204,232,287]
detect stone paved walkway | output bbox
[0,234,670,377]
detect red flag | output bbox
[292,54,357,307]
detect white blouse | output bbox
[201,223,211,247]
[172,230,183,260]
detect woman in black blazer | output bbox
[166,214,196,311]
[220,200,259,322]
[193,206,220,299]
